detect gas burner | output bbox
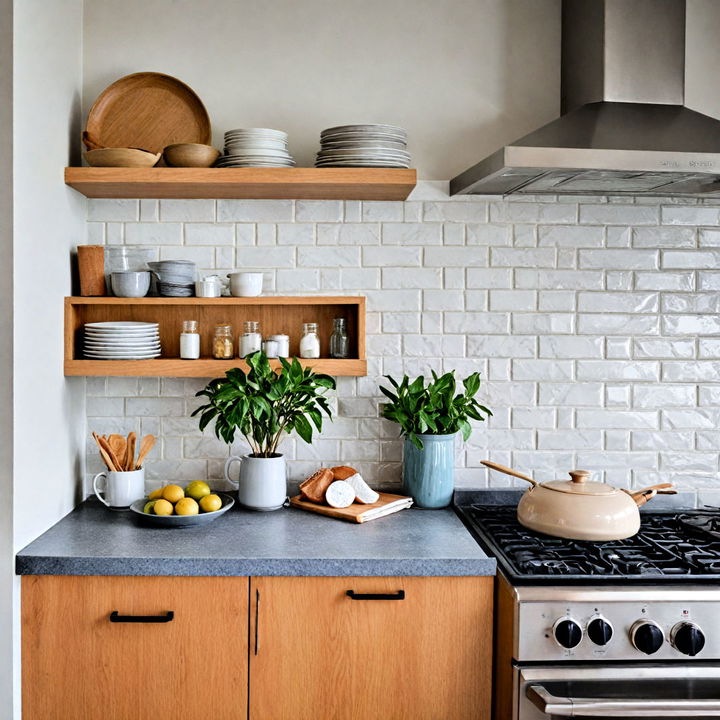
[458,505,720,584]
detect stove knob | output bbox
[553,618,582,649]
[587,617,613,646]
[631,620,665,655]
[671,622,705,657]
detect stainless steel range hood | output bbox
[450,0,720,197]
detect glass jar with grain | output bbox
[213,323,234,360]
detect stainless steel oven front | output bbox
[517,665,720,719]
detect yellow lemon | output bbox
[143,500,157,514]
[153,499,173,516]
[185,480,211,502]
[162,484,185,504]
[175,497,199,516]
[199,494,222,513]
[148,487,164,500]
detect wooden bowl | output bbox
[163,143,219,168]
[85,148,161,168]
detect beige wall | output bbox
[82,0,562,179]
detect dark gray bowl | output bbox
[130,492,235,527]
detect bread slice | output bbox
[344,472,380,505]
[299,468,334,504]
[331,465,358,481]
[325,480,356,508]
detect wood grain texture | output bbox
[22,575,248,720]
[493,574,516,720]
[65,296,366,377]
[85,72,211,153]
[64,167,417,200]
[249,576,493,720]
[289,492,412,523]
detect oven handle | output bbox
[527,684,720,717]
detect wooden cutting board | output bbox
[289,493,413,523]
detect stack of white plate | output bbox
[83,322,161,360]
[315,124,410,168]
[216,128,295,167]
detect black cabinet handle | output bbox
[346,590,405,601]
[109,610,174,623]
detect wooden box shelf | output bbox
[64,296,366,377]
[64,167,416,200]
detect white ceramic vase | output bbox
[224,453,287,511]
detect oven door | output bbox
[517,665,720,719]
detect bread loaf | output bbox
[331,465,358,481]
[299,468,334,504]
[325,480,356,508]
[344,472,380,505]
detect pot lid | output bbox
[541,470,619,496]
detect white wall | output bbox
[13,0,85,715]
[82,0,561,179]
[0,0,14,715]
[685,0,720,120]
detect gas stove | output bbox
[459,504,720,583]
[455,502,720,719]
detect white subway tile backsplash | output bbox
[83,187,720,496]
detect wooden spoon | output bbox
[92,432,118,472]
[108,435,127,469]
[125,432,136,472]
[97,435,123,473]
[480,460,539,487]
[135,435,156,469]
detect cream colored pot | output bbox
[481,461,675,541]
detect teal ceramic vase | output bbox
[402,433,456,508]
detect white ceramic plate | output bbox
[85,321,158,330]
[83,352,162,359]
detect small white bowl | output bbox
[111,270,151,297]
[228,271,263,297]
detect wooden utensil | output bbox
[135,435,156,469]
[92,432,118,472]
[97,435,124,473]
[108,435,127,468]
[85,72,211,154]
[125,432,136,472]
[480,460,538,487]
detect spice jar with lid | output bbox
[239,321,262,358]
[180,320,200,360]
[213,323,234,359]
[299,323,320,359]
[269,334,289,358]
[329,317,349,359]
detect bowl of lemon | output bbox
[130,481,234,527]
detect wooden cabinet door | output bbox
[249,576,492,720]
[22,575,248,720]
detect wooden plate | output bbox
[85,72,211,154]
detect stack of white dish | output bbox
[216,128,295,167]
[148,260,196,297]
[315,124,410,168]
[83,322,161,360]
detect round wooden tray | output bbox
[85,72,211,154]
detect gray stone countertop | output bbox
[15,498,495,577]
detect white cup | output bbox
[93,468,145,508]
[228,272,263,297]
[195,278,222,297]
[262,340,279,358]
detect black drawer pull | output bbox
[346,590,405,601]
[109,610,174,623]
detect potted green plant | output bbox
[193,351,335,511]
[379,370,492,508]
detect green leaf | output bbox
[294,413,313,444]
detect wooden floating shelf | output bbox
[64,167,417,200]
[65,296,366,377]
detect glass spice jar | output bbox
[180,320,200,360]
[213,323,234,359]
[239,321,262,358]
[329,317,349,359]
[299,322,320,359]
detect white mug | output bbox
[93,468,145,508]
